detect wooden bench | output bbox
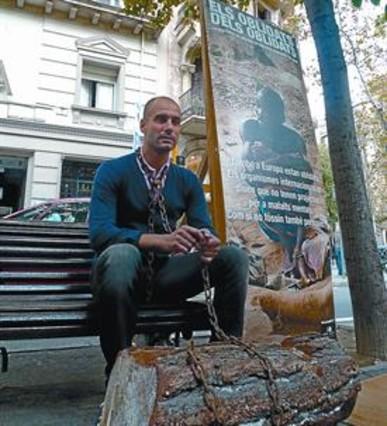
[0,220,210,372]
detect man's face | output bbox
[305,227,318,239]
[140,99,181,155]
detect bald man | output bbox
[89,96,248,381]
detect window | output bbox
[60,159,99,198]
[80,62,118,111]
[74,36,129,126]
[253,0,271,20]
[258,9,271,20]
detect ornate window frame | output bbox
[72,36,129,127]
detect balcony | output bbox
[179,88,206,137]
[94,0,122,7]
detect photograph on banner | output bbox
[202,0,334,336]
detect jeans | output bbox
[92,243,249,371]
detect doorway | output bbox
[0,155,28,216]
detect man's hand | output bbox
[199,230,221,264]
[139,225,205,254]
[139,227,221,263]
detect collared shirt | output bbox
[136,148,170,191]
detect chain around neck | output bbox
[136,147,170,191]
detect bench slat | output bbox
[0,305,207,324]
[0,246,93,257]
[0,229,88,238]
[0,284,91,294]
[0,319,210,340]
[0,271,90,280]
[0,302,92,312]
[0,293,92,303]
[0,236,90,248]
[0,257,91,265]
[0,311,92,325]
[0,325,98,339]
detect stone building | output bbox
[0,0,279,215]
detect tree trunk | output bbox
[99,335,359,425]
[304,0,387,359]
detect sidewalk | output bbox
[1,315,386,425]
[0,338,105,426]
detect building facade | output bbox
[0,0,279,215]
[0,0,163,214]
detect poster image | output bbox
[202,0,334,337]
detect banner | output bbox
[201,0,334,336]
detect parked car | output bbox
[3,198,90,223]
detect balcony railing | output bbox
[179,87,205,121]
[94,0,122,8]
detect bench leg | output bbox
[173,331,180,347]
[0,346,8,372]
[320,319,336,339]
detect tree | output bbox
[123,0,387,359]
[123,0,249,28]
[354,74,387,224]
[303,0,387,359]
[285,0,386,228]
[333,1,386,227]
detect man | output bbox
[240,86,313,276]
[89,96,248,378]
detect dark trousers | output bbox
[92,243,249,370]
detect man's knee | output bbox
[94,243,142,297]
[97,243,142,270]
[216,245,249,273]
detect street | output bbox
[332,266,387,326]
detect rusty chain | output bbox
[186,340,223,425]
[201,266,284,425]
[144,178,174,302]
[143,175,283,425]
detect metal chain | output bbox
[144,180,283,424]
[144,179,175,302]
[186,340,223,425]
[144,198,157,302]
[201,266,284,425]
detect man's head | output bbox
[256,87,285,125]
[140,96,181,157]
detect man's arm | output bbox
[89,161,208,255]
[89,161,144,253]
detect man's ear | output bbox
[140,118,145,133]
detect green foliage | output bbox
[318,143,338,228]
[354,73,387,223]
[123,0,250,28]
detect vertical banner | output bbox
[201,0,334,337]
